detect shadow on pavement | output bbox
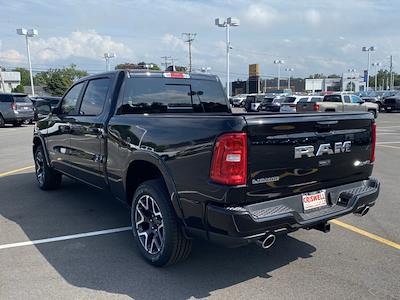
[0,172,316,299]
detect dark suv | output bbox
[0,93,34,127]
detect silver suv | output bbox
[0,93,34,127]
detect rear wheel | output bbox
[0,115,5,128]
[34,145,62,190]
[131,179,192,267]
[13,121,22,127]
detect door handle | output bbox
[89,127,104,137]
[59,124,71,133]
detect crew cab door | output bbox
[45,82,85,174]
[68,77,111,188]
[343,95,359,111]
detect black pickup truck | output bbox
[33,70,380,266]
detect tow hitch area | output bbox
[310,222,331,233]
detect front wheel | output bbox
[0,115,5,128]
[131,179,192,267]
[34,145,62,190]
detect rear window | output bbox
[0,94,13,102]
[120,78,228,114]
[323,95,342,103]
[13,96,31,103]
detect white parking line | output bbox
[378,145,400,150]
[0,226,132,250]
[377,142,400,145]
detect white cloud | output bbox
[162,33,187,51]
[305,9,321,25]
[30,30,132,62]
[244,4,279,26]
[0,49,25,63]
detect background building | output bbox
[0,71,21,93]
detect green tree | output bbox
[11,84,25,93]
[34,64,88,96]
[13,67,31,86]
[115,62,161,71]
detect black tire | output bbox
[131,179,192,267]
[13,121,22,127]
[368,109,377,119]
[34,145,62,190]
[0,115,5,128]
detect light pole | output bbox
[104,52,116,71]
[215,17,240,97]
[17,28,37,96]
[371,62,381,91]
[274,60,285,90]
[362,46,376,92]
[285,68,294,90]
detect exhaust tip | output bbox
[355,205,370,217]
[257,234,276,249]
[361,206,370,216]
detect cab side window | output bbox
[61,82,85,115]
[351,95,362,103]
[79,78,110,116]
[344,96,351,103]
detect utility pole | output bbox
[161,56,171,70]
[389,55,393,90]
[182,33,196,72]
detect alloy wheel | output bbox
[135,195,164,254]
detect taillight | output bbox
[371,122,376,162]
[210,133,247,185]
[313,103,320,111]
[11,102,17,110]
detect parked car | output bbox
[258,96,286,112]
[243,94,264,112]
[295,96,323,112]
[231,94,248,107]
[33,70,379,266]
[280,95,310,113]
[383,94,400,112]
[0,93,34,127]
[296,93,379,118]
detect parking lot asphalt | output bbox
[0,114,399,300]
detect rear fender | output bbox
[123,151,185,222]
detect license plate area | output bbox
[302,190,327,211]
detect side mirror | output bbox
[34,101,52,121]
[359,100,365,104]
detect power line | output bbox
[182,33,196,72]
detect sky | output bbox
[0,0,399,82]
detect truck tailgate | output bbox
[244,113,374,203]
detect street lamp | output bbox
[215,17,240,97]
[274,60,285,90]
[104,52,116,71]
[362,46,376,91]
[16,28,38,96]
[372,62,382,91]
[285,68,294,90]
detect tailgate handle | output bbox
[315,121,338,131]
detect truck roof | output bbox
[77,70,220,82]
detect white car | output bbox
[280,95,310,113]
